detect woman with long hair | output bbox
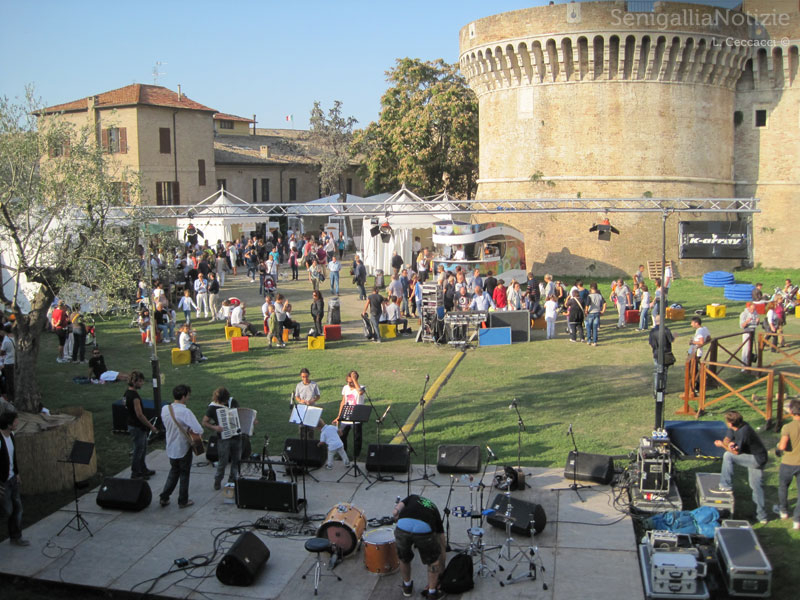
[333,371,365,459]
[311,290,325,335]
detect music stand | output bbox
[58,440,95,537]
[337,404,373,484]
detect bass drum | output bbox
[317,503,367,556]
[363,527,399,574]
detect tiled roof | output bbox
[40,84,217,114]
[214,113,254,123]
[214,132,316,165]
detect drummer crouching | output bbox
[317,419,350,469]
[393,494,447,598]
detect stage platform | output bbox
[0,452,643,599]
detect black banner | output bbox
[679,221,749,259]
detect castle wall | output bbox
[459,1,796,277]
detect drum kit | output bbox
[315,503,400,575]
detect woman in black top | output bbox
[311,290,325,336]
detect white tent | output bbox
[176,188,267,245]
[360,187,461,275]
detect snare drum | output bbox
[317,503,367,556]
[362,527,399,574]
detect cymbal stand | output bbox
[364,389,396,489]
[495,483,547,588]
[407,374,440,487]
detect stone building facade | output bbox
[459,1,798,276]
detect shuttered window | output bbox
[289,178,297,201]
[101,127,126,154]
[261,178,270,203]
[198,160,206,186]
[156,181,180,205]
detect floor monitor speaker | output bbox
[436,445,481,473]
[96,477,152,511]
[216,531,270,586]
[485,494,546,536]
[563,451,614,485]
[365,444,410,473]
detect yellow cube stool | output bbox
[171,348,191,366]
[308,336,325,350]
[796,305,800,318]
[666,307,685,321]
[379,323,397,339]
[225,326,242,340]
[706,304,726,318]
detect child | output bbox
[266,303,279,348]
[177,289,197,324]
[544,294,558,340]
[638,284,650,331]
[317,418,350,469]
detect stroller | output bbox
[263,274,277,298]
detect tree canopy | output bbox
[308,100,357,200]
[0,89,143,412]
[353,58,478,198]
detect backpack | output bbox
[439,551,474,594]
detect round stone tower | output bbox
[459,1,753,277]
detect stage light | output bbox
[589,218,620,241]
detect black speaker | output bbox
[96,477,152,511]
[206,435,253,463]
[216,531,270,586]
[283,438,326,469]
[365,444,410,473]
[486,494,546,536]
[488,311,531,343]
[563,451,614,485]
[235,478,301,513]
[437,445,481,474]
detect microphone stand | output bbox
[290,393,312,523]
[381,400,416,497]
[363,387,394,489]
[443,474,456,552]
[551,424,591,502]
[511,400,527,490]
[407,374,440,487]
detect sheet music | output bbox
[288,404,322,427]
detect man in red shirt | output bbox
[50,300,70,363]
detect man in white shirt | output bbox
[0,326,16,401]
[159,384,203,508]
[689,316,711,357]
[328,255,342,296]
[739,303,759,365]
[193,273,209,318]
[230,302,258,336]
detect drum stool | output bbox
[302,537,342,595]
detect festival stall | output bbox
[176,188,266,246]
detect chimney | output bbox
[252,114,256,136]
[177,84,182,100]
[260,145,270,158]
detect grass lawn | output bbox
[4,265,800,599]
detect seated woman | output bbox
[87,348,129,383]
[283,303,301,340]
[178,324,207,362]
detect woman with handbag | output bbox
[159,384,203,508]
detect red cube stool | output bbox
[231,336,249,353]
[323,324,341,341]
[625,309,640,325]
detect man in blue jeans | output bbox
[1,411,29,546]
[713,410,768,523]
[774,399,800,529]
[363,286,385,343]
[328,254,341,296]
[159,384,203,508]
[125,371,158,480]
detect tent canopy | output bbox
[360,187,463,275]
[177,188,267,244]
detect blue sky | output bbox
[1,0,737,129]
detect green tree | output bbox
[353,58,478,198]
[308,100,357,200]
[0,89,142,412]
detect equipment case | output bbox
[714,527,772,598]
[695,472,734,515]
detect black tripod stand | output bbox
[337,404,372,484]
[551,423,592,502]
[289,396,320,523]
[510,399,528,490]
[58,440,95,537]
[364,388,396,489]
[407,374,439,487]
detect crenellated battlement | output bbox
[460,32,757,94]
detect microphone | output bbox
[486,445,497,461]
[508,398,518,409]
[425,374,430,382]
[567,423,573,436]
[360,385,366,391]
[380,406,391,422]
